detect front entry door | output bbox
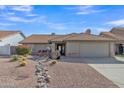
[56,44,65,56]
[119,44,123,54]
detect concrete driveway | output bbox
[88,57,124,88]
[61,56,124,88]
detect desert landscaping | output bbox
[0,56,118,88]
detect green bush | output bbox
[16,47,31,56]
[10,55,18,62]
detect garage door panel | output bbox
[80,42,109,57]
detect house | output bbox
[19,34,64,53]
[100,27,124,55]
[20,29,116,57]
[0,31,25,55]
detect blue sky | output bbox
[0,5,124,36]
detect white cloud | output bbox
[0,23,15,26]
[26,13,38,17]
[0,5,45,23]
[65,5,105,15]
[106,19,124,26]
[0,5,67,30]
[77,6,105,15]
[5,15,45,23]
[11,5,33,12]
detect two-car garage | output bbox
[80,42,110,57]
[66,41,114,57]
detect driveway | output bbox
[61,56,124,88]
[87,57,124,88]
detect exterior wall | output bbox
[66,41,114,57]
[109,42,115,57]
[0,33,24,46]
[66,42,80,57]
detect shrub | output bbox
[16,45,31,56]
[10,55,18,62]
[18,56,28,66]
[49,60,57,66]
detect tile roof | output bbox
[20,34,63,44]
[65,33,115,41]
[111,27,124,35]
[100,27,124,41]
[0,31,22,39]
[20,32,115,44]
[51,33,79,42]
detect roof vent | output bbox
[85,29,91,34]
[51,33,55,35]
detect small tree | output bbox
[16,45,31,56]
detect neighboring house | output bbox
[0,31,25,55]
[20,29,115,57]
[100,27,124,55]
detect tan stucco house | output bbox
[20,29,116,57]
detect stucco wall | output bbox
[109,42,115,57]
[66,42,80,57]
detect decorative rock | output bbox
[34,55,52,88]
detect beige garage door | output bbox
[80,42,110,57]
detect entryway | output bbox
[115,44,124,55]
[55,43,65,56]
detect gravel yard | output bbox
[0,56,118,88]
[45,62,118,88]
[0,57,37,88]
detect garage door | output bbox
[0,45,10,55]
[32,44,48,52]
[80,42,110,57]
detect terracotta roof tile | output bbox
[65,33,115,41]
[20,34,63,44]
[111,27,124,35]
[100,27,124,41]
[51,33,79,42]
[20,32,115,44]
